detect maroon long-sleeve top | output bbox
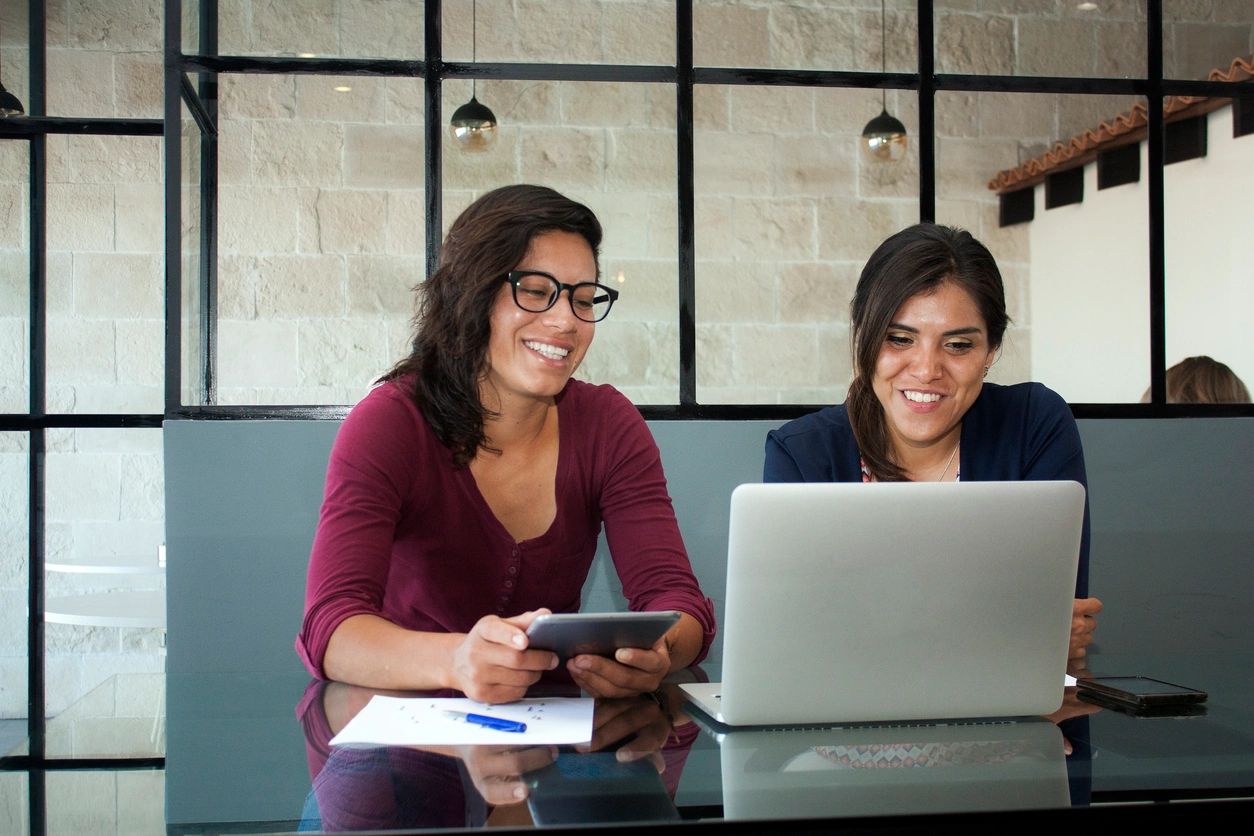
[297,377,716,678]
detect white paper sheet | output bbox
[1064,675,1077,687]
[329,696,595,747]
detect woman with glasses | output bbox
[298,185,714,702]
[764,223,1101,661]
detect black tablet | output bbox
[525,611,681,660]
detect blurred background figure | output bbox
[1142,356,1251,404]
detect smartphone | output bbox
[525,752,679,825]
[1075,676,1207,714]
[525,611,680,659]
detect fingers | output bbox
[581,698,663,752]
[1074,597,1103,617]
[567,648,668,699]
[452,613,560,703]
[462,745,557,805]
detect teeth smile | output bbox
[524,340,569,361]
[903,391,942,403]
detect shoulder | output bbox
[972,381,1071,426]
[558,379,644,428]
[769,404,855,449]
[764,405,861,482]
[332,377,436,466]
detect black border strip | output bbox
[26,0,48,772]
[0,415,165,431]
[1147,0,1166,405]
[183,54,423,76]
[424,0,442,273]
[0,117,163,138]
[0,756,164,772]
[918,0,936,222]
[164,0,183,413]
[677,1,695,405]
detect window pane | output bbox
[0,141,28,413]
[1166,98,1254,403]
[935,1,1146,79]
[1164,1,1254,81]
[0,0,29,116]
[45,136,164,414]
[695,85,919,404]
[447,0,674,65]
[956,91,1151,402]
[0,433,28,755]
[44,428,164,758]
[218,0,425,60]
[696,0,916,73]
[442,79,680,405]
[215,74,425,405]
[46,0,162,119]
[46,770,164,834]
[0,770,30,835]
[181,103,204,406]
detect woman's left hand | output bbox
[1069,597,1102,660]
[566,636,671,698]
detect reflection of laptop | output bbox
[681,481,1084,726]
[688,711,1070,820]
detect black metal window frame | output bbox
[4,0,1252,780]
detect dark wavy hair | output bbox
[382,185,602,465]
[846,223,1010,482]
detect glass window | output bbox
[1165,98,1254,403]
[935,0,1146,79]
[43,427,164,758]
[0,432,28,753]
[696,0,917,73]
[442,79,680,405]
[0,141,28,413]
[0,0,29,116]
[219,0,426,60]
[695,84,919,404]
[943,90,1152,402]
[1164,1,1254,81]
[45,136,164,414]
[0,770,29,833]
[214,73,425,405]
[446,0,674,66]
[46,0,162,119]
[46,770,164,833]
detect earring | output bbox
[983,366,990,379]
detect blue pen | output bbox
[443,709,527,733]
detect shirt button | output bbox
[496,605,505,613]
[512,547,519,557]
[504,580,514,589]
[508,566,518,575]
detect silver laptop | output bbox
[681,481,1084,726]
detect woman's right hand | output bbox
[449,608,559,703]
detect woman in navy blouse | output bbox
[764,223,1101,660]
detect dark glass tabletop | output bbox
[165,652,1254,833]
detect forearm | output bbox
[665,612,705,672]
[322,613,461,690]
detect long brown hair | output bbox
[846,223,1009,481]
[382,185,602,465]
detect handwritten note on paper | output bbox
[329,696,595,747]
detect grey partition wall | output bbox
[165,417,1254,677]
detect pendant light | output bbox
[449,0,498,152]
[0,22,25,117]
[860,0,906,163]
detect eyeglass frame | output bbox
[502,270,620,323]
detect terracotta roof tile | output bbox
[988,55,1254,194]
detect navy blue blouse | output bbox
[763,382,1091,597]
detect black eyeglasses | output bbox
[503,270,619,323]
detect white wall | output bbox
[1030,106,1253,402]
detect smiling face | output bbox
[871,279,999,456]
[482,230,598,409]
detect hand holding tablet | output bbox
[525,611,681,661]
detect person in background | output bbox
[763,223,1100,660]
[1141,355,1251,404]
[297,185,715,702]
